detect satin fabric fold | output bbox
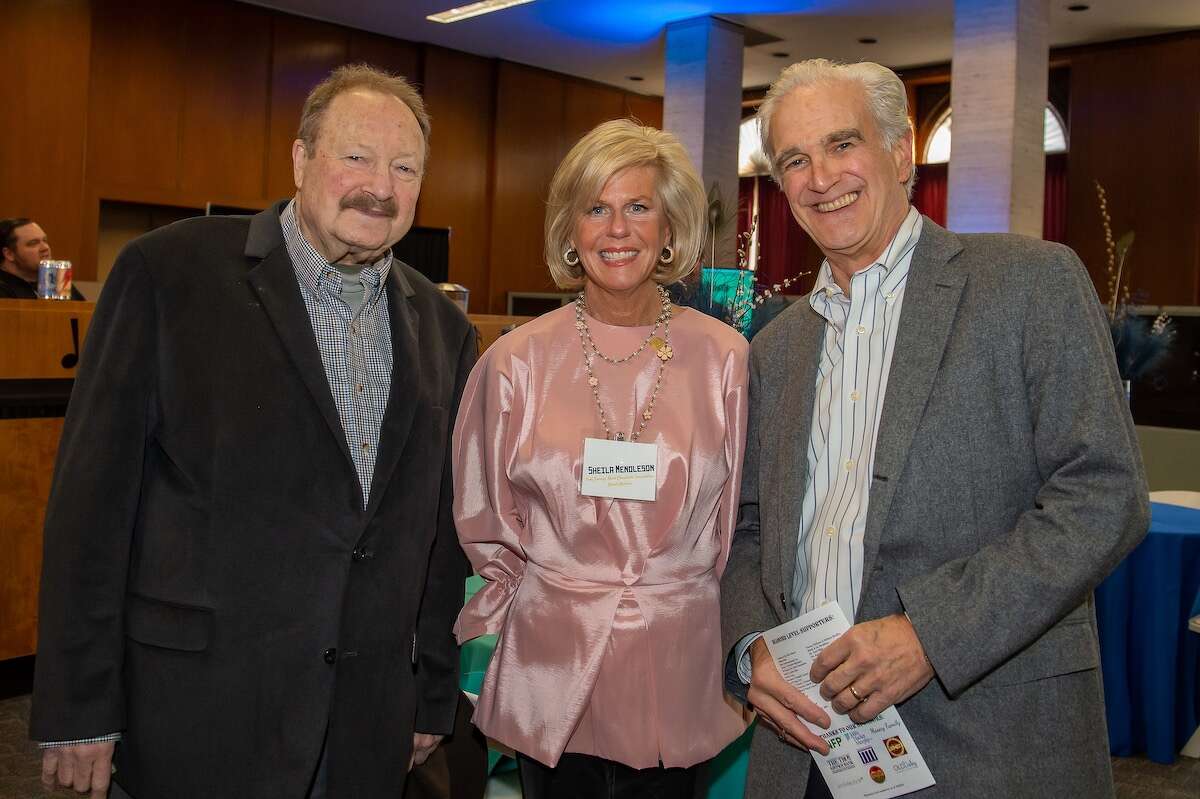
[453,304,748,768]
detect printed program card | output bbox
[764,604,936,798]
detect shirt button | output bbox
[885,293,895,302]
[844,459,855,471]
[356,384,364,393]
[323,648,337,664]
[361,442,370,451]
[849,390,861,402]
[856,325,867,335]
[825,526,836,537]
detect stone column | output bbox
[947,0,1048,236]
[663,16,743,268]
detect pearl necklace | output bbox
[575,285,674,442]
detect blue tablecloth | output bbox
[1096,501,1200,764]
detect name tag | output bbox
[580,437,658,501]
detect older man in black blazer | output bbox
[31,65,475,799]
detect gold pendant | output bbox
[615,432,625,442]
[650,337,673,362]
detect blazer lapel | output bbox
[765,303,827,609]
[244,204,355,474]
[859,219,966,593]
[364,265,421,520]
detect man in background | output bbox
[32,64,475,798]
[0,217,84,299]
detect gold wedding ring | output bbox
[848,684,865,704]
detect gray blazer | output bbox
[720,217,1149,798]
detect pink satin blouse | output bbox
[452,303,748,769]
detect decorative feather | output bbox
[1111,312,1174,381]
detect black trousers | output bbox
[805,762,835,799]
[517,752,698,799]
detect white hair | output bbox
[758,59,914,196]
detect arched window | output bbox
[923,104,1068,164]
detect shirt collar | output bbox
[810,206,922,312]
[280,199,392,304]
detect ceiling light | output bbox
[427,0,535,24]
[858,37,878,45]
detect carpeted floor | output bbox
[1,655,1196,798]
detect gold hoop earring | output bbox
[564,247,580,266]
[660,245,674,264]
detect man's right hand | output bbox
[41,741,115,798]
[747,638,832,755]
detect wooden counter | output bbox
[1,299,94,659]
[0,298,95,380]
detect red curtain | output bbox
[912,163,948,225]
[736,176,818,294]
[1043,153,1068,243]
[909,157,1068,240]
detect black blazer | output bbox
[31,203,476,799]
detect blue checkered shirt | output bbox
[281,200,393,507]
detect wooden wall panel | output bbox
[563,82,627,146]
[265,15,351,201]
[1065,34,1200,305]
[417,47,496,309]
[0,0,91,279]
[7,0,672,301]
[487,63,568,313]
[348,30,422,83]
[625,93,664,129]
[0,418,63,660]
[86,0,185,194]
[178,1,273,205]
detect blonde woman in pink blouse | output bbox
[453,119,748,798]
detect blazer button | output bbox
[323,647,337,664]
[352,547,374,561]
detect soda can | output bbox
[37,260,73,300]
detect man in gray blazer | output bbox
[721,59,1148,798]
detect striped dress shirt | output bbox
[793,207,923,623]
[281,200,394,507]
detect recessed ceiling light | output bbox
[1067,3,1090,10]
[427,0,535,24]
[627,76,644,82]
[858,37,878,45]
[771,52,790,59]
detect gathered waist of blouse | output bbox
[523,560,718,590]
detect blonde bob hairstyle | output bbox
[545,119,706,290]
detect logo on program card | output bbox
[828,736,843,749]
[869,765,886,784]
[827,754,856,774]
[858,746,879,764]
[884,736,907,757]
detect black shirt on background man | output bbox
[0,218,85,300]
